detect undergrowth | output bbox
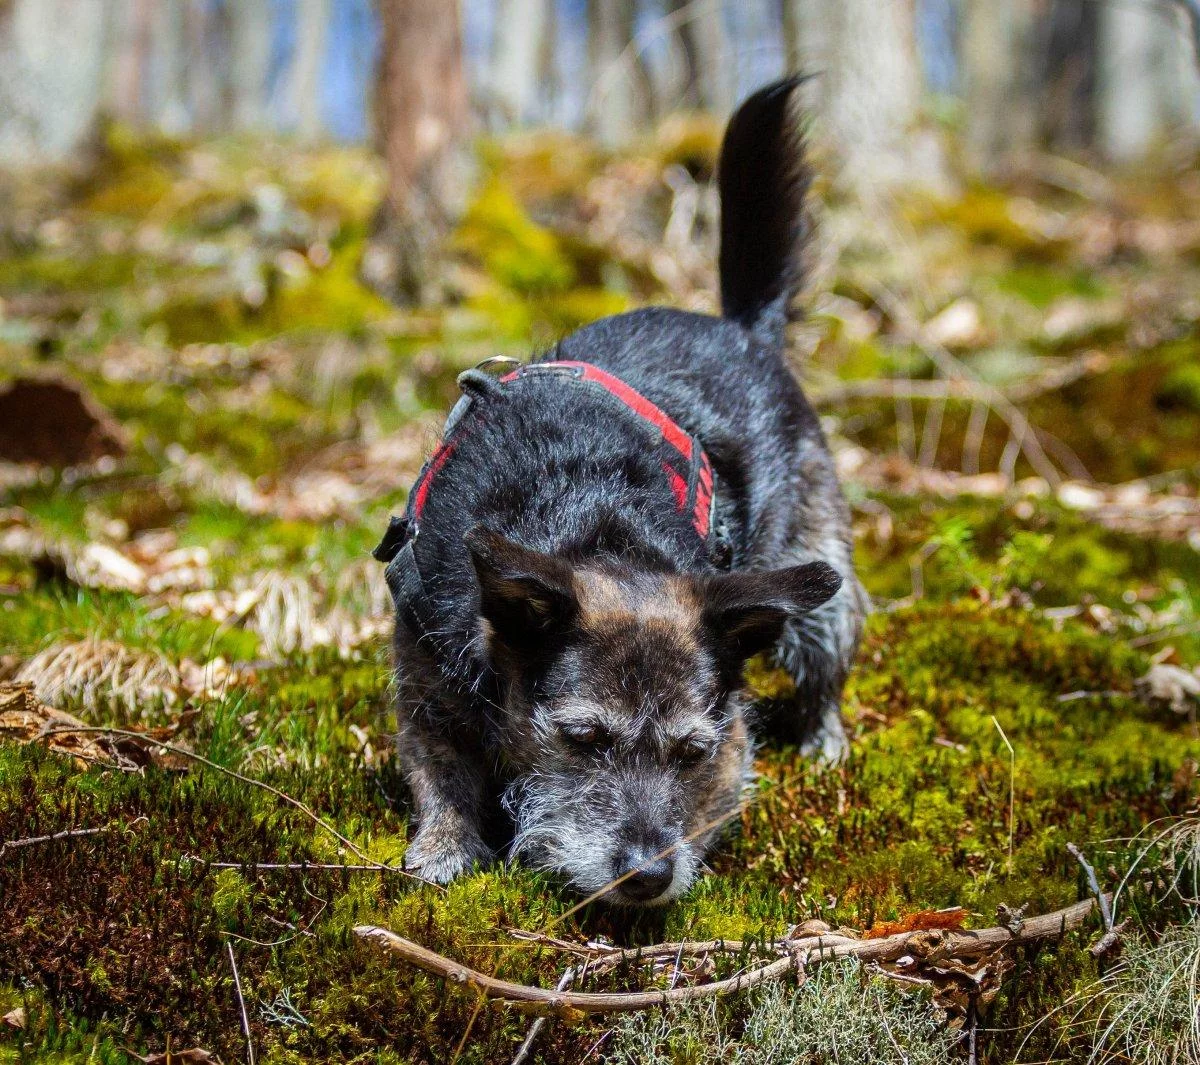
[608,962,957,1064]
[2,128,1199,1062]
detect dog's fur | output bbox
[387,77,868,904]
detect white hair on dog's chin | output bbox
[503,773,700,904]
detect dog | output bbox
[374,76,868,905]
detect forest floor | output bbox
[1,124,1200,1063]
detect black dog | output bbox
[375,77,867,904]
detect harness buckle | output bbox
[372,514,414,563]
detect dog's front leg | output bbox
[397,715,494,883]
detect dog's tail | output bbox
[717,76,812,349]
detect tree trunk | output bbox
[587,0,651,145]
[365,0,472,304]
[491,0,552,125]
[149,0,193,133]
[289,0,331,140]
[669,0,734,113]
[1097,0,1198,160]
[778,0,829,77]
[229,0,273,130]
[110,0,156,125]
[187,0,224,132]
[818,0,942,191]
[1040,0,1098,152]
[961,0,1040,173]
[538,0,561,123]
[0,0,110,165]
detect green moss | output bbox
[85,375,337,478]
[914,187,1070,261]
[455,177,576,294]
[2,569,1194,1063]
[211,868,253,928]
[0,252,149,295]
[993,262,1109,310]
[1158,361,1200,413]
[3,124,1200,1064]
[0,585,258,663]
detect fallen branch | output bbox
[1171,0,1200,65]
[354,895,1104,1019]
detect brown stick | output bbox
[354,896,1103,1018]
[355,925,801,1019]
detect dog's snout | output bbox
[614,845,675,902]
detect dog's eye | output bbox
[673,736,713,764]
[560,723,611,752]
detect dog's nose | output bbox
[614,846,675,902]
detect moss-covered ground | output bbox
[1,126,1199,1062]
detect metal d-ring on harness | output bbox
[372,355,728,637]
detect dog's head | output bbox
[464,526,841,904]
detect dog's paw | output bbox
[799,710,849,765]
[403,826,493,884]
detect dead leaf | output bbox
[923,298,987,349]
[2,1006,25,1029]
[0,377,127,468]
[862,907,969,940]
[0,682,193,771]
[924,950,1015,1017]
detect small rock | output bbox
[924,298,986,349]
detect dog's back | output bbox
[553,77,866,754]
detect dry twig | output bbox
[810,351,1110,408]
[1068,842,1127,956]
[1,824,111,857]
[226,942,256,1065]
[354,896,1103,1019]
[867,283,1069,486]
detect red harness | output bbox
[374,359,719,632]
[408,360,713,538]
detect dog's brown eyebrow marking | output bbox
[573,570,703,641]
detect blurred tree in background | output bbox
[2,6,1200,1063]
[366,0,471,302]
[1,0,1195,175]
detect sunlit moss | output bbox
[455,177,576,295]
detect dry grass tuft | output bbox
[14,638,240,715]
[1084,920,1200,1065]
[607,960,957,1065]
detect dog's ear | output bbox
[465,526,578,650]
[701,561,841,666]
